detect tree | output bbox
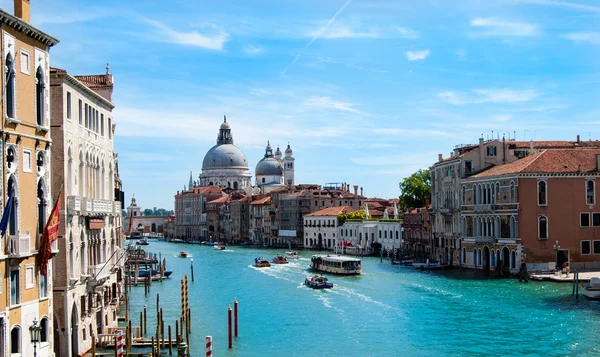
[399,169,431,210]
[143,208,154,216]
[337,211,366,225]
[154,208,168,216]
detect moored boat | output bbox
[581,278,600,299]
[131,270,173,278]
[285,251,300,259]
[310,255,361,275]
[273,255,289,264]
[255,257,271,267]
[304,274,333,289]
[169,238,184,243]
[214,244,226,250]
[179,251,189,258]
[413,262,442,270]
[136,238,149,246]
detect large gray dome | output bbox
[202,144,248,170]
[256,157,283,176]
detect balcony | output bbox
[88,263,110,282]
[7,234,30,258]
[439,208,453,215]
[67,196,115,216]
[474,236,495,243]
[474,204,493,213]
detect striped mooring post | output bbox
[116,329,124,357]
[206,336,213,356]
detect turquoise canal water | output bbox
[125,241,600,356]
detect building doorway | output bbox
[151,223,156,233]
[71,304,79,357]
[482,246,490,271]
[318,233,323,250]
[557,249,569,271]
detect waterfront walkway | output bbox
[530,270,600,282]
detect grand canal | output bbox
[125,241,600,356]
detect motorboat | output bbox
[285,251,300,259]
[214,244,226,250]
[169,238,184,243]
[273,255,289,264]
[413,262,442,270]
[254,257,271,268]
[304,274,333,289]
[392,257,413,266]
[310,255,361,275]
[581,277,600,299]
[179,251,190,258]
[136,238,149,246]
[131,270,173,278]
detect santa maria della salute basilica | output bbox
[187,117,295,194]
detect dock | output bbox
[530,271,600,282]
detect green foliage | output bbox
[143,208,154,216]
[154,208,168,216]
[398,169,431,211]
[337,211,366,225]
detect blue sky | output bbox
[5,0,600,209]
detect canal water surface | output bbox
[125,241,600,356]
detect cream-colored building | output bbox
[0,2,58,356]
[49,65,123,357]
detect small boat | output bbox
[214,244,226,250]
[392,257,413,266]
[169,238,184,243]
[413,262,442,270]
[179,251,189,258]
[136,239,149,246]
[273,255,289,264]
[131,270,173,278]
[285,251,300,259]
[581,277,600,299]
[304,274,333,289]
[254,257,271,268]
[310,255,361,275]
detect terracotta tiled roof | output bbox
[208,195,230,204]
[50,67,67,74]
[509,140,600,149]
[250,196,271,205]
[74,74,113,89]
[472,149,600,178]
[305,206,355,217]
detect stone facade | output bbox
[173,186,222,240]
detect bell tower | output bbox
[283,143,295,185]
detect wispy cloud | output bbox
[243,44,264,55]
[33,9,111,26]
[372,128,452,137]
[519,0,600,13]
[438,89,539,105]
[311,22,381,39]
[141,17,229,50]
[562,32,600,45]
[395,26,419,39]
[490,114,512,122]
[346,63,388,73]
[304,96,360,113]
[405,50,430,61]
[351,152,438,166]
[280,0,352,77]
[469,17,540,38]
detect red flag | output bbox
[40,192,61,276]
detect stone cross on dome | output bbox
[106,62,110,75]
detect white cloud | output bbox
[438,89,539,105]
[141,17,229,50]
[304,96,360,113]
[405,50,430,61]
[243,44,264,55]
[520,0,600,13]
[469,17,539,38]
[490,114,512,122]
[351,152,438,166]
[395,26,419,39]
[562,32,600,45]
[313,23,381,39]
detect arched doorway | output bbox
[502,247,510,275]
[482,246,490,271]
[318,233,322,250]
[71,303,79,357]
[53,315,61,357]
[151,223,156,233]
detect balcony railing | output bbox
[474,236,495,243]
[68,196,116,216]
[7,234,30,257]
[474,204,493,213]
[88,263,110,282]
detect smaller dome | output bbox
[275,146,282,157]
[256,158,283,176]
[285,144,293,156]
[220,119,231,130]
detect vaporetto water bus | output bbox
[310,255,362,275]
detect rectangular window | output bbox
[39,273,47,298]
[25,265,34,289]
[582,240,591,255]
[594,213,600,227]
[108,118,112,139]
[10,269,19,305]
[581,213,590,227]
[19,50,30,74]
[79,100,83,125]
[22,149,32,173]
[538,181,547,206]
[66,91,72,119]
[84,103,89,128]
[101,114,104,136]
[594,241,600,255]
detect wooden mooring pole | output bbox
[168,325,173,356]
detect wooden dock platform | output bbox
[530,271,600,282]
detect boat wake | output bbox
[335,286,403,314]
[248,265,296,283]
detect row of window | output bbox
[9,318,49,354]
[538,180,596,206]
[581,240,600,255]
[72,96,112,138]
[580,212,600,227]
[5,53,47,127]
[8,266,48,307]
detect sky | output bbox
[3,0,600,209]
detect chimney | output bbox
[577,135,581,144]
[438,153,443,162]
[360,187,363,196]
[353,185,358,195]
[14,0,30,22]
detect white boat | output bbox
[310,255,361,275]
[214,244,226,250]
[304,274,333,289]
[581,277,600,299]
[285,251,300,259]
[412,262,442,270]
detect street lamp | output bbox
[29,318,40,357]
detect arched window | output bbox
[510,181,515,202]
[495,182,500,202]
[473,185,477,204]
[38,179,47,236]
[538,181,547,206]
[40,317,48,342]
[510,216,516,238]
[36,66,45,126]
[462,247,466,263]
[6,53,15,118]
[587,180,595,205]
[396,231,399,239]
[7,174,17,236]
[234,181,239,190]
[462,186,466,205]
[538,216,548,239]
[510,250,516,269]
[10,326,20,353]
[473,250,477,265]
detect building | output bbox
[124,197,172,236]
[249,195,271,244]
[229,195,249,243]
[49,64,123,356]
[255,142,287,193]
[0,2,58,356]
[303,206,354,250]
[402,205,432,262]
[338,219,402,253]
[199,117,251,191]
[461,148,600,273]
[173,186,222,240]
